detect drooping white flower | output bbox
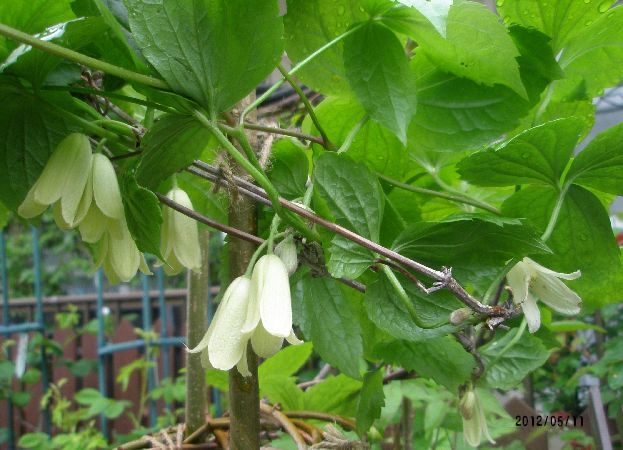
[18,133,93,226]
[94,217,151,283]
[459,388,495,447]
[188,276,252,373]
[507,257,581,333]
[243,254,293,338]
[79,153,125,243]
[158,187,201,275]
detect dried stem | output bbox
[260,403,307,449]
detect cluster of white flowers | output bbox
[190,242,301,376]
[18,133,201,282]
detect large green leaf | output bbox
[480,328,552,390]
[260,376,304,411]
[502,185,623,308]
[259,342,313,379]
[392,215,550,274]
[372,336,475,391]
[303,374,362,414]
[296,275,364,379]
[457,118,584,187]
[0,82,76,211]
[356,369,385,436]
[394,0,451,37]
[307,97,409,179]
[567,122,623,195]
[386,1,527,98]
[364,273,456,341]
[499,0,617,51]
[408,54,530,153]
[343,22,417,143]
[314,152,385,279]
[284,0,367,95]
[126,0,283,113]
[555,5,623,98]
[0,0,75,61]
[137,114,215,189]
[120,172,162,258]
[1,18,107,88]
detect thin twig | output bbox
[284,411,356,431]
[260,403,307,449]
[454,332,485,379]
[241,122,324,145]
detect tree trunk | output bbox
[228,95,261,449]
[185,230,210,436]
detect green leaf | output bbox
[567,122,623,195]
[1,18,108,88]
[20,368,41,385]
[365,273,456,341]
[356,369,385,436]
[548,320,606,333]
[389,1,527,98]
[260,376,305,411]
[480,328,552,390]
[457,118,584,187]
[126,0,283,113]
[0,82,76,211]
[18,433,50,449]
[408,54,530,153]
[499,0,617,51]
[343,22,417,143]
[11,390,31,407]
[502,185,623,308]
[205,369,229,392]
[314,152,384,278]
[259,342,313,379]
[554,5,623,98]
[120,172,162,258]
[394,0,452,37]
[303,374,362,414]
[392,215,550,274]
[0,0,75,61]
[137,114,215,189]
[267,139,309,200]
[372,336,475,391]
[0,202,8,230]
[296,276,364,379]
[284,0,367,95]
[307,96,409,179]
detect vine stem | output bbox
[194,110,319,242]
[0,23,169,90]
[381,265,420,324]
[541,183,570,242]
[240,122,324,145]
[377,172,502,216]
[277,64,333,148]
[239,23,364,124]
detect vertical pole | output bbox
[95,269,108,437]
[141,273,157,427]
[1,231,15,450]
[156,267,170,413]
[228,95,260,450]
[31,227,50,435]
[185,230,210,436]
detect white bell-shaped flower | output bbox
[242,254,293,338]
[159,187,202,275]
[79,153,125,243]
[188,276,252,372]
[459,388,495,447]
[18,133,93,227]
[94,217,151,284]
[507,257,581,333]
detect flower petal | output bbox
[79,203,108,243]
[108,220,140,282]
[522,292,541,333]
[241,278,261,334]
[250,322,284,358]
[208,277,253,371]
[73,168,93,225]
[524,257,581,280]
[507,260,530,306]
[18,187,48,218]
[34,133,88,205]
[476,391,496,445]
[236,345,251,377]
[92,154,124,220]
[531,272,581,315]
[60,147,92,226]
[286,329,303,346]
[53,202,72,229]
[169,189,201,271]
[257,255,292,338]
